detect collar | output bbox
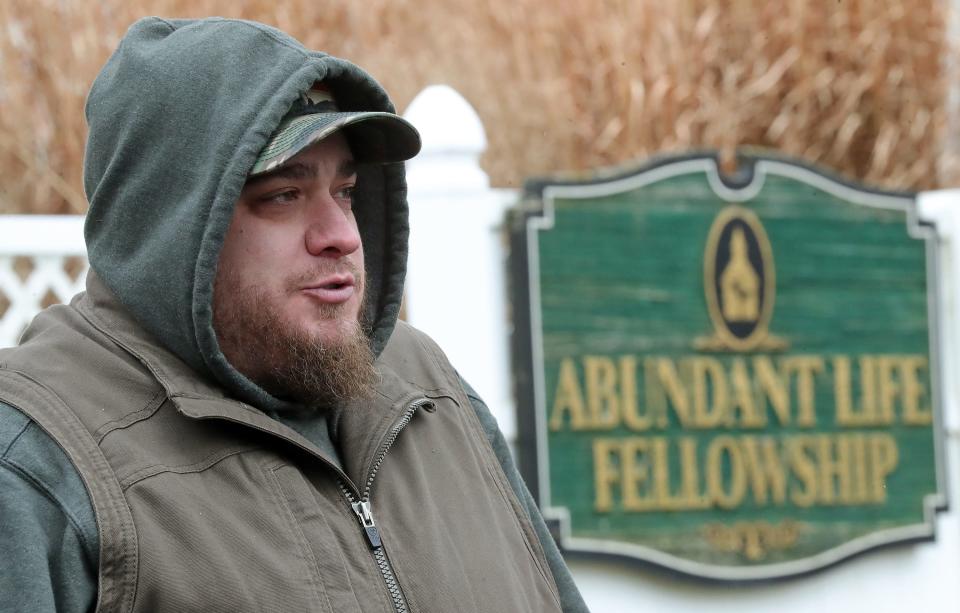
[74,270,428,489]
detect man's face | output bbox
[213,132,375,405]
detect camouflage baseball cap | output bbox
[250,84,421,175]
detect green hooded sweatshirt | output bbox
[0,16,587,613]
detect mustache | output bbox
[283,260,363,292]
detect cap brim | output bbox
[250,111,421,176]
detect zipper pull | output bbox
[351,500,383,549]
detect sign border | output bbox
[508,151,949,580]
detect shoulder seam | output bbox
[0,417,30,458]
[0,453,96,556]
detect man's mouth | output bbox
[300,274,356,303]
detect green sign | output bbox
[509,153,947,580]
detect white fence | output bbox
[1,86,959,612]
[0,215,88,344]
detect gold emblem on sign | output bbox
[721,228,760,322]
[696,205,787,352]
[702,520,801,560]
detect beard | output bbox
[212,263,377,409]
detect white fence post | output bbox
[0,215,87,347]
[403,85,520,439]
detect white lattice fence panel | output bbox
[0,216,87,348]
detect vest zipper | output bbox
[338,397,434,613]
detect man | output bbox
[0,17,587,612]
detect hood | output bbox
[82,17,411,411]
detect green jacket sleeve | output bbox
[0,402,98,613]
[458,378,590,613]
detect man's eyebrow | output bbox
[244,162,317,188]
[338,159,358,179]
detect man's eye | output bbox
[261,189,299,204]
[335,186,355,203]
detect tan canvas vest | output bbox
[0,277,562,613]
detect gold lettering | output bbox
[656,359,692,427]
[869,434,899,503]
[550,358,587,431]
[729,359,765,428]
[789,436,818,507]
[754,356,790,426]
[622,438,654,511]
[834,356,860,426]
[783,357,824,427]
[645,358,669,429]
[900,356,931,425]
[592,438,620,512]
[706,435,746,509]
[692,358,727,428]
[678,437,707,509]
[877,356,900,425]
[651,437,674,509]
[620,356,652,431]
[835,356,880,427]
[581,352,918,514]
[850,433,869,503]
[740,436,788,505]
[815,434,852,505]
[584,356,620,429]
[591,431,900,514]
[836,436,857,505]
[859,355,878,423]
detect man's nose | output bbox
[304,196,362,257]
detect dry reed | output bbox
[0,0,948,214]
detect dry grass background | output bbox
[0,0,949,214]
